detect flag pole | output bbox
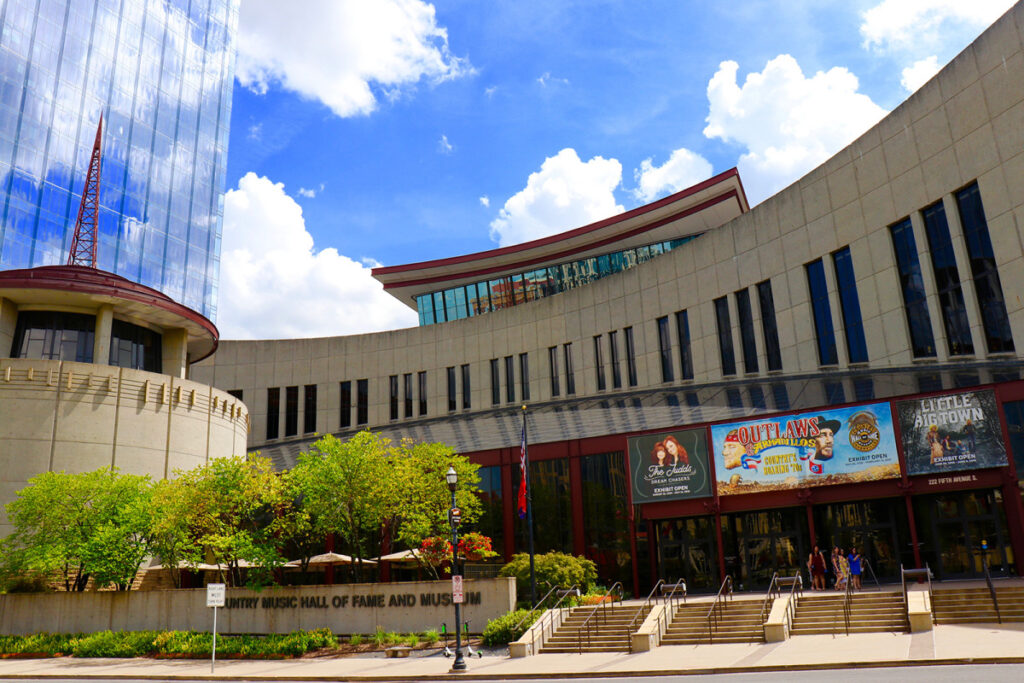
[522,404,536,606]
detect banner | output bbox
[896,389,1006,476]
[710,402,900,495]
[628,429,711,504]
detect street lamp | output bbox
[446,466,466,672]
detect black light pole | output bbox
[446,466,466,672]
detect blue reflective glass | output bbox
[889,218,936,357]
[805,259,838,366]
[831,247,869,363]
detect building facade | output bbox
[0,0,239,319]
[192,4,1024,592]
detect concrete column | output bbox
[93,304,114,365]
[162,327,188,379]
[0,297,17,358]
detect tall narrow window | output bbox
[417,371,427,416]
[461,364,471,409]
[594,335,606,390]
[303,384,317,433]
[490,359,501,406]
[356,379,369,425]
[756,281,783,371]
[805,259,839,365]
[675,310,694,380]
[548,346,560,397]
[519,353,530,401]
[713,297,737,375]
[656,316,674,382]
[609,331,622,389]
[563,343,576,394]
[624,327,638,386]
[285,386,298,437]
[340,381,352,428]
[921,201,973,355]
[388,375,399,420]
[831,247,869,363]
[956,183,1014,353]
[889,218,937,357]
[403,373,413,418]
[266,387,280,440]
[504,355,515,403]
[734,289,758,373]
[447,367,457,411]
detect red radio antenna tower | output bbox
[67,115,103,268]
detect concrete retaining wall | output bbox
[0,578,516,635]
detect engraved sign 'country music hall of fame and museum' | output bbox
[627,428,712,504]
[896,389,1007,476]
[710,402,901,496]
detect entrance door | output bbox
[656,517,718,593]
[721,508,808,591]
[914,489,1012,579]
[812,499,909,583]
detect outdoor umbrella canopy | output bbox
[374,548,422,563]
[284,552,378,567]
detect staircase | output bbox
[539,603,650,653]
[791,591,907,635]
[932,586,1024,624]
[661,599,767,644]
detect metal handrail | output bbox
[524,584,579,656]
[759,572,780,625]
[577,581,623,655]
[650,580,687,649]
[861,557,882,590]
[512,584,563,634]
[901,564,934,623]
[983,560,1002,624]
[705,575,733,643]
[626,579,664,653]
[782,573,802,635]
[841,568,853,636]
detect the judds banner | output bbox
[710,402,900,495]
[896,389,1007,476]
[627,428,712,504]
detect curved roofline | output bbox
[373,167,745,276]
[0,265,219,363]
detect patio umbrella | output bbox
[374,548,422,564]
[285,552,378,568]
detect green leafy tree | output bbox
[2,469,153,591]
[499,552,598,598]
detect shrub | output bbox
[71,631,158,658]
[405,632,419,647]
[421,629,439,645]
[499,552,598,601]
[372,628,388,647]
[481,609,540,646]
[349,633,363,646]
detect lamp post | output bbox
[446,466,466,672]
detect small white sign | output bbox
[206,583,226,607]
[452,575,464,604]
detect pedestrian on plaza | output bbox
[848,546,862,590]
[836,549,849,591]
[808,545,826,591]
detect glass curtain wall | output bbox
[513,458,572,555]
[580,452,631,588]
[0,0,240,319]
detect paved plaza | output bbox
[0,622,1021,680]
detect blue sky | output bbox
[217,0,1016,339]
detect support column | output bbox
[905,493,923,568]
[93,304,113,364]
[162,327,188,379]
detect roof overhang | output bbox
[372,168,749,309]
[0,265,219,362]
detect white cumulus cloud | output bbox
[901,56,941,92]
[703,55,887,204]
[861,0,1015,53]
[236,0,472,118]
[479,195,490,207]
[438,134,454,154]
[633,148,713,202]
[489,149,623,247]
[218,173,417,339]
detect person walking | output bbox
[808,545,826,591]
[848,546,862,590]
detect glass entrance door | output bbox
[812,499,910,583]
[656,517,718,593]
[914,489,1012,579]
[721,508,808,591]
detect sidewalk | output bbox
[0,623,1022,680]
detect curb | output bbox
[1,656,1024,680]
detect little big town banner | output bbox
[710,402,900,495]
[896,389,1007,476]
[628,428,711,503]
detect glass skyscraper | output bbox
[0,0,239,320]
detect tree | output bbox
[500,552,598,599]
[1,469,153,591]
[167,454,291,587]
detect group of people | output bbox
[807,544,862,591]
